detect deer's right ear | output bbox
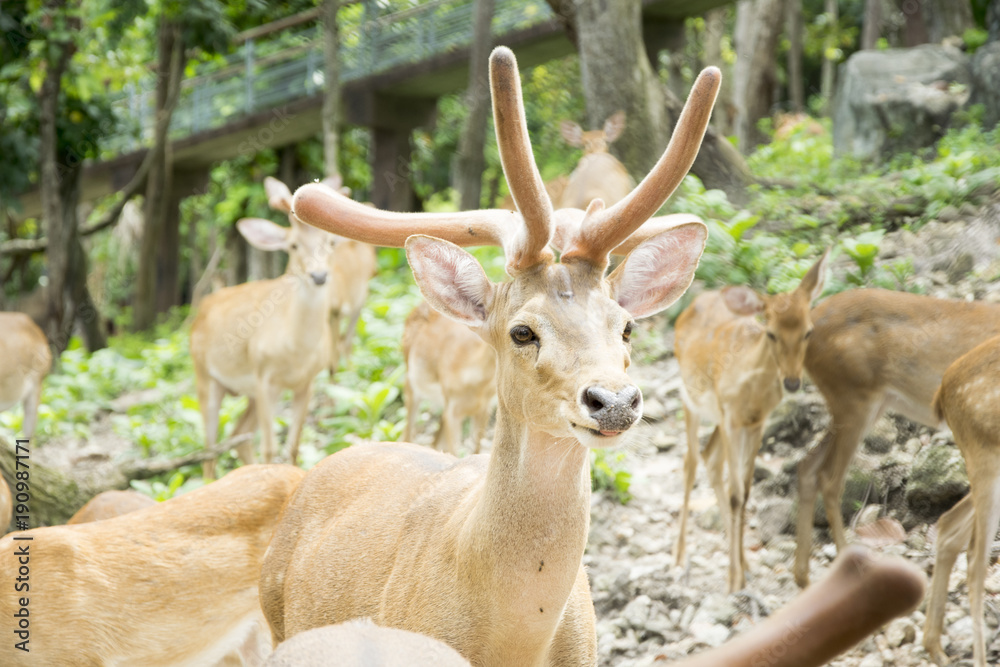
[406,235,495,328]
[603,111,626,143]
[264,177,293,213]
[721,286,765,316]
[237,218,289,251]
[560,120,583,147]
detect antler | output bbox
[489,46,554,272]
[559,67,721,268]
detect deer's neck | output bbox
[280,275,330,345]
[458,407,591,658]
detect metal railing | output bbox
[104,0,554,157]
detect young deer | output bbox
[191,185,334,478]
[0,312,51,438]
[263,177,377,374]
[402,300,497,455]
[0,464,304,666]
[922,335,1000,667]
[259,47,717,665]
[674,252,829,593]
[558,111,635,210]
[793,289,1000,587]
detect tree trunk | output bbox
[455,0,495,211]
[38,5,75,352]
[571,0,752,202]
[703,8,735,135]
[322,0,341,180]
[861,0,883,50]
[734,0,785,151]
[899,0,928,47]
[134,19,183,331]
[989,0,1000,43]
[924,0,974,44]
[786,0,804,112]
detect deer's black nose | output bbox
[582,385,642,432]
[310,271,328,286]
[784,377,801,392]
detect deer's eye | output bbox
[510,325,537,346]
[622,322,634,343]
[290,243,299,251]
[766,331,777,341]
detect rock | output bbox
[833,44,972,161]
[885,618,917,648]
[858,653,883,667]
[621,594,651,628]
[757,497,795,544]
[689,622,730,648]
[761,393,828,454]
[863,419,896,455]
[970,42,1000,129]
[936,204,961,223]
[905,444,970,522]
[695,505,724,532]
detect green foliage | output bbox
[591,449,632,504]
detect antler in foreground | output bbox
[676,546,925,667]
[260,45,714,665]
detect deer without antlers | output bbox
[402,300,497,455]
[0,464,304,666]
[191,179,336,478]
[0,312,51,439]
[673,251,829,592]
[259,46,716,666]
[793,289,1000,588]
[558,111,635,210]
[923,335,1000,667]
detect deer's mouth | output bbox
[571,423,622,438]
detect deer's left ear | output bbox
[608,223,706,319]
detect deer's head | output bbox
[294,47,719,448]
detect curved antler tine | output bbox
[293,184,515,249]
[490,46,554,272]
[561,67,721,267]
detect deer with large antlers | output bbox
[191,179,335,478]
[674,251,829,592]
[0,312,51,439]
[793,289,1000,588]
[922,335,1000,667]
[558,111,635,210]
[402,299,497,455]
[258,47,924,666]
[0,464,303,666]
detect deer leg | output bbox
[255,375,276,464]
[739,423,764,575]
[21,378,42,440]
[433,401,461,456]
[230,399,258,467]
[725,420,750,593]
[341,307,362,361]
[923,493,975,666]
[794,395,882,587]
[199,377,225,481]
[403,369,417,444]
[328,311,343,376]
[675,406,702,567]
[470,408,488,455]
[967,463,1000,667]
[703,426,729,530]
[285,384,313,468]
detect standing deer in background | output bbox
[66,489,156,524]
[259,47,717,666]
[558,111,636,210]
[0,312,51,439]
[0,464,304,666]
[923,336,1000,667]
[402,300,497,455]
[261,177,377,375]
[191,182,334,479]
[793,290,1000,587]
[673,251,829,593]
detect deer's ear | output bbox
[264,177,293,213]
[560,120,583,147]
[237,218,289,251]
[721,286,765,316]
[608,223,706,319]
[406,235,495,328]
[799,248,830,302]
[603,111,626,143]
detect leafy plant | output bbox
[591,449,632,504]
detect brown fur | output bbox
[0,464,304,666]
[793,289,1000,587]
[0,312,51,439]
[66,490,156,525]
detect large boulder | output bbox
[970,41,1000,129]
[905,442,969,522]
[833,45,972,160]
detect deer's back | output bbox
[806,289,1000,411]
[935,334,1000,447]
[0,464,303,665]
